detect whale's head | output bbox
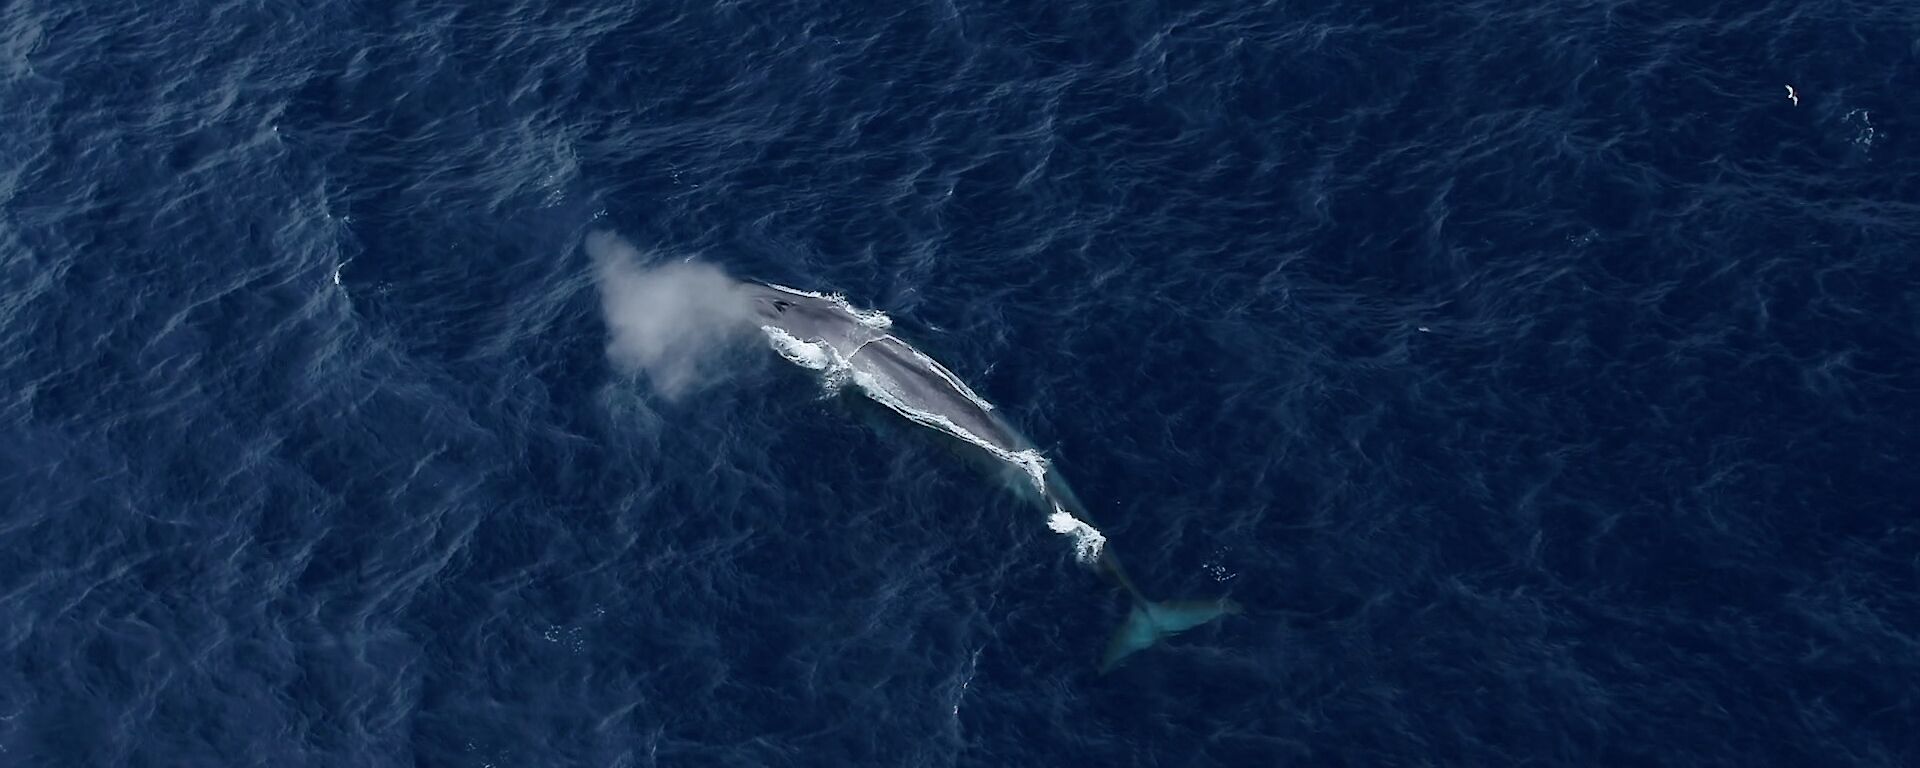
[746,292,825,337]
[739,283,809,323]
[740,283,852,343]
[740,281,889,359]
[751,294,798,323]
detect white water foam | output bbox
[1048,508,1108,563]
[760,326,833,370]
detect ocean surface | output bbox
[3,0,1917,765]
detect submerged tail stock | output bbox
[1099,597,1243,673]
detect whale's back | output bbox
[847,336,1029,457]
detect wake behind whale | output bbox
[588,233,1238,671]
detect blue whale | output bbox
[740,281,1239,672]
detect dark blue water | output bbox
[4,0,1917,765]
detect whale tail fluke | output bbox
[1098,597,1242,673]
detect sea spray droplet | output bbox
[1203,547,1239,582]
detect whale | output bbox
[739,280,1239,672]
